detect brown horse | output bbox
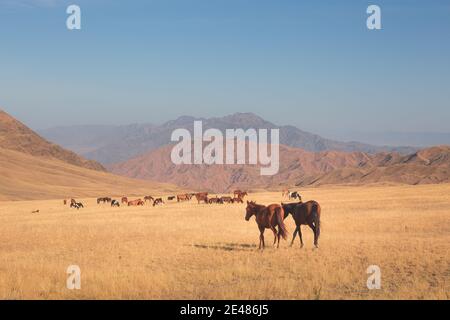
[233,190,248,199]
[233,196,244,204]
[177,194,190,202]
[144,196,154,203]
[195,192,208,204]
[245,201,288,249]
[128,199,144,206]
[282,201,321,248]
[121,197,128,204]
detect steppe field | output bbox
[0,184,449,300]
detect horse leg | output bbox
[271,227,277,246]
[308,223,318,248]
[298,225,304,248]
[290,226,299,247]
[259,227,265,250]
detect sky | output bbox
[0,0,449,137]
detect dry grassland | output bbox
[0,184,449,299]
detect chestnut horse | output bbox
[121,197,128,204]
[245,201,288,249]
[195,192,208,204]
[128,199,144,206]
[282,201,321,248]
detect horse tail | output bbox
[276,207,288,240]
[313,203,321,239]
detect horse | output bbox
[245,201,288,249]
[234,190,248,199]
[63,199,67,205]
[221,196,234,204]
[153,198,164,206]
[289,192,301,201]
[167,196,176,201]
[70,202,84,210]
[111,200,120,207]
[144,196,154,203]
[70,199,77,205]
[282,201,321,248]
[97,197,111,204]
[128,199,144,206]
[208,196,223,204]
[282,189,290,198]
[195,192,208,204]
[233,196,244,204]
[121,197,128,204]
[177,194,190,202]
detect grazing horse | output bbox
[111,200,120,207]
[208,196,223,204]
[177,194,190,202]
[245,201,288,249]
[121,197,128,204]
[70,199,77,205]
[128,199,144,206]
[221,196,234,204]
[63,199,67,205]
[153,198,164,206]
[144,196,154,203]
[289,191,301,201]
[167,196,176,201]
[70,202,84,210]
[97,197,111,204]
[282,201,321,248]
[195,192,209,204]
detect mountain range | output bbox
[39,113,417,164]
[109,142,450,192]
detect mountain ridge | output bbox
[39,112,417,164]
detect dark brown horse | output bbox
[144,196,154,203]
[282,201,321,248]
[220,196,234,204]
[245,201,288,249]
[153,198,164,206]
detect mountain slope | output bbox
[0,110,105,171]
[39,113,416,164]
[109,143,450,192]
[0,147,180,201]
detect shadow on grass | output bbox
[193,242,258,252]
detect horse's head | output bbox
[245,201,257,221]
[281,202,296,217]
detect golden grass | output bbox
[0,184,449,300]
[0,147,180,201]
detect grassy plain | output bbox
[0,184,448,299]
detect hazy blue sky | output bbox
[0,0,449,136]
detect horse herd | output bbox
[63,190,249,210]
[63,189,321,250]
